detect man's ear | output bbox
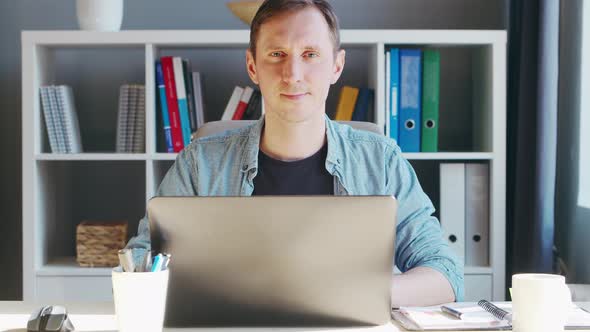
[246,49,259,85]
[331,49,346,84]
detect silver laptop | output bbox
[147,195,397,327]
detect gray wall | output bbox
[0,0,507,300]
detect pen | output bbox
[118,249,135,273]
[441,305,463,319]
[161,253,172,270]
[151,253,164,272]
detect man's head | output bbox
[246,0,346,124]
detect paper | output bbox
[392,302,590,331]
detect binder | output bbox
[389,48,400,143]
[399,49,422,152]
[421,50,440,152]
[465,163,490,266]
[440,163,465,262]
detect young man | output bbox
[127,0,463,306]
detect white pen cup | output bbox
[511,273,572,332]
[112,266,169,332]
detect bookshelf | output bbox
[22,30,506,302]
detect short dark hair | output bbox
[249,0,341,60]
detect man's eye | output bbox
[270,52,283,57]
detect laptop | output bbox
[147,195,397,327]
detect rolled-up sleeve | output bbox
[125,148,198,263]
[387,148,464,301]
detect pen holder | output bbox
[112,267,169,332]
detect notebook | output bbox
[392,302,590,331]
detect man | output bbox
[127,0,463,306]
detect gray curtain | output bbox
[506,0,560,290]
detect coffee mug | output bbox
[511,273,572,332]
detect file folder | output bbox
[421,50,440,152]
[465,164,490,266]
[399,49,422,152]
[440,163,465,262]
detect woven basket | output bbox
[76,220,128,267]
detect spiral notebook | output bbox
[392,302,590,331]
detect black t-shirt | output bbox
[252,144,334,195]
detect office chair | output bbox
[194,120,382,139]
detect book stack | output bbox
[333,86,374,122]
[39,85,83,153]
[386,48,440,152]
[156,56,206,153]
[116,84,145,153]
[220,85,263,121]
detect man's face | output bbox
[246,7,345,124]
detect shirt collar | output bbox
[243,114,343,174]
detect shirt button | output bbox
[336,159,341,164]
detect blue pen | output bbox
[151,253,164,272]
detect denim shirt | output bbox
[127,115,464,301]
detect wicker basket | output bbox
[76,220,128,267]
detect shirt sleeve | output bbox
[387,147,465,302]
[125,148,198,265]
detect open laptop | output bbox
[147,195,397,327]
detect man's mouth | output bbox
[281,93,308,100]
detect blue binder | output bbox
[399,49,422,152]
[389,48,400,143]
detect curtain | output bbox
[506,0,560,293]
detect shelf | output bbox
[465,266,493,274]
[37,257,112,276]
[35,153,148,161]
[151,153,177,160]
[402,153,493,160]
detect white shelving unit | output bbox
[22,30,506,302]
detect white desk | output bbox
[2,302,589,332]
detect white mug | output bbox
[76,0,124,31]
[511,273,572,332]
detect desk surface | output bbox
[1,302,589,332]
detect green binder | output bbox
[421,50,440,152]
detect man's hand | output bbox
[391,266,456,307]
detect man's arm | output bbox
[387,147,464,304]
[125,148,198,263]
[391,266,455,307]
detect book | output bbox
[183,59,197,134]
[243,89,262,120]
[191,72,206,129]
[56,85,83,153]
[116,85,130,153]
[392,302,590,331]
[351,87,373,122]
[221,86,244,120]
[160,57,184,152]
[421,49,440,152]
[155,61,174,152]
[172,57,192,147]
[334,86,359,121]
[133,85,145,153]
[39,86,59,153]
[232,86,254,120]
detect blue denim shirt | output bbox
[127,115,464,301]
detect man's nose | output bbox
[281,57,303,84]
